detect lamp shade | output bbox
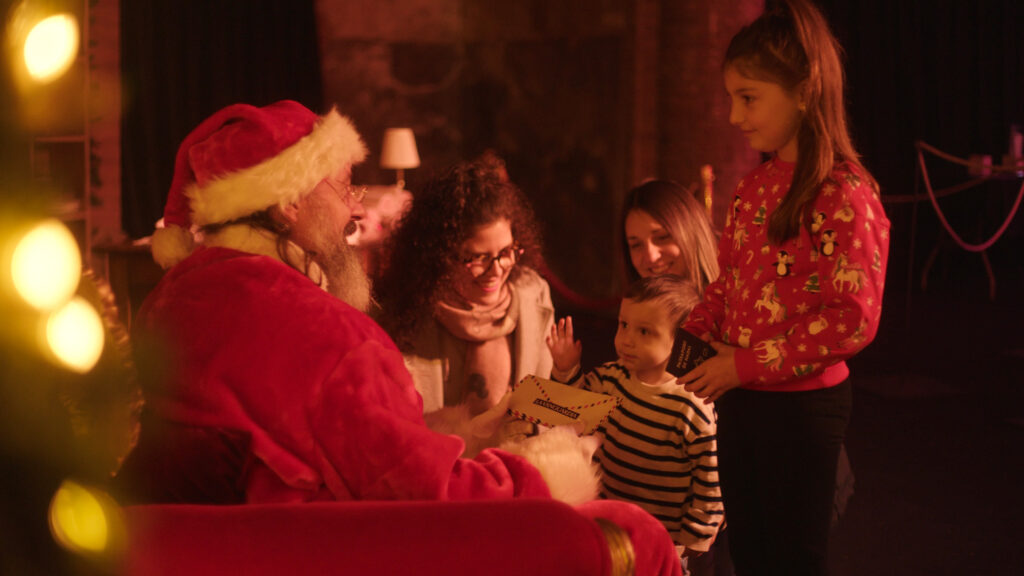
[380,128,420,169]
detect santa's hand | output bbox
[500,417,538,443]
[501,426,600,505]
[546,316,583,372]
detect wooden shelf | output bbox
[34,134,86,144]
[54,207,87,221]
[27,0,92,266]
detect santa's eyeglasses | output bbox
[323,179,367,204]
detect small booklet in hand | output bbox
[508,375,619,435]
[666,328,717,377]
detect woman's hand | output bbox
[546,316,583,373]
[677,341,742,403]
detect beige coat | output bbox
[404,267,555,414]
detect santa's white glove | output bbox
[500,426,601,506]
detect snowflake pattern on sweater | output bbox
[684,158,890,391]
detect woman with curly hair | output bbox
[375,153,554,417]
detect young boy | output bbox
[546,275,723,566]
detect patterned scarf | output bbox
[434,283,519,415]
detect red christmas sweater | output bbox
[684,157,890,391]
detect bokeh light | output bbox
[48,480,118,554]
[45,295,104,373]
[23,13,79,82]
[10,219,81,310]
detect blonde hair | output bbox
[725,0,878,244]
[621,179,720,295]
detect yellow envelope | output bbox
[508,375,619,435]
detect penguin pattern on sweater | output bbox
[684,158,890,391]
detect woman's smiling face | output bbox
[451,218,516,307]
[625,209,686,279]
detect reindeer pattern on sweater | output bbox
[684,158,890,391]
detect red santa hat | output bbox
[151,100,367,269]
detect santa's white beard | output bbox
[318,239,372,313]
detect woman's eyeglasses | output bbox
[461,244,523,273]
[323,179,368,204]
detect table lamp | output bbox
[380,127,420,189]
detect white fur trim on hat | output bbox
[187,109,367,227]
[151,224,196,270]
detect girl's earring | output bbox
[798,102,807,112]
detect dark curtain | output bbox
[121,1,323,239]
[818,0,1023,187]
[817,0,1024,296]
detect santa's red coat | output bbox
[134,246,682,576]
[137,246,550,502]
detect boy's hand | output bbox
[546,316,583,373]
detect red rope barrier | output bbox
[914,141,1024,253]
[536,261,621,312]
[881,177,990,204]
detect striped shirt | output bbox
[563,361,724,551]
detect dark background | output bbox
[117,0,1024,306]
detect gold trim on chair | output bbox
[594,517,635,576]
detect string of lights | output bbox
[2,3,135,572]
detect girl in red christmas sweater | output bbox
[676,1,890,574]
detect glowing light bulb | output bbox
[45,296,104,373]
[48,480,111,553]
[10,219,81,310]
[23,14,79,82]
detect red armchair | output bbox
[112,415,681,576]
[123,499,635,576]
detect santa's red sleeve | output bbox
[309,339,551,501]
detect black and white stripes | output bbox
[580,362,724,551]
